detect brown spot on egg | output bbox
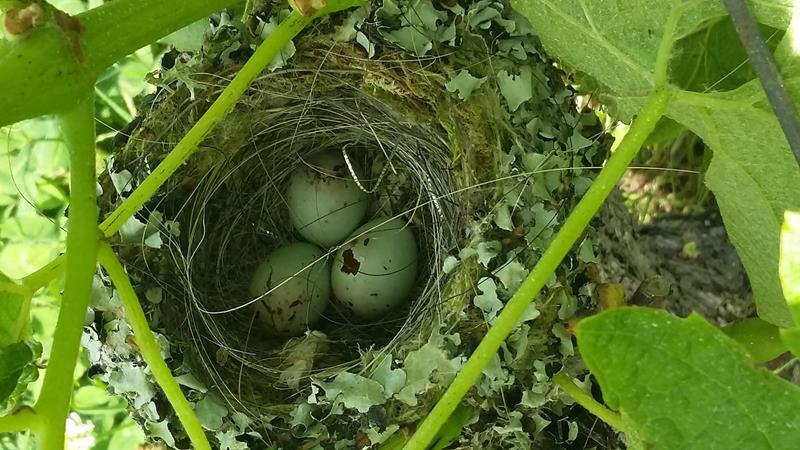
[341,249,360,275]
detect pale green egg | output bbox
[249,242,331,336]
[331,217,418,320]
[286,150,369,248]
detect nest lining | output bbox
[113,52,486,413]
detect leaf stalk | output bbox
[552,372,626,432]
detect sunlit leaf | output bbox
[577,308,800,449]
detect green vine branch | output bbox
[97,243,210,450]
[0,0,241,127]
[100,0,365,236]
[403,88,672,449]
[552,372,626,432]
[34,94,98,450]
[0,1,366,447]
[99,10,311,235]
[13,0,368,294]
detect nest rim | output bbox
[127,64,474,414]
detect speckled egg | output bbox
[249,243,331,336]
[285,150,369,248]
[331,217,418,320]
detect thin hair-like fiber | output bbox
[127,63,469,416]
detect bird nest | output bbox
[96,5,609,447]
[102,39,500,411]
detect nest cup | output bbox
[113,47,474,412]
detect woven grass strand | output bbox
[125,67,465,424]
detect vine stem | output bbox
[403,88,672,450]
[97,243,211,450]
[552,372,626,432]
[34,94,98,450]
[18,0,366,296]
[0,0,241,128]
[722,0,800,165]
[98,10,315,237]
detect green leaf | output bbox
[669,18,779,93]
[722,317,786,363]
[511,0,789,116]
[396,331,463,406]
[371,355,406,397]
[160,19,208,52]
[0,340,38,409]
[377,0,450,56]
[257,11,297,71]
[780,211,800,318]
[147,420,176,447]
[473,277,502,324]
[513,0,800,327]
[577,308,800,449]
[216,428,248,450]
[0,272,32,348]
[495,259,528,292]
[780,211,800,355]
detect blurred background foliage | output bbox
[1,1,161,448]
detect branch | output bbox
[34,93,98,450]
[403,88,672,450]
[97,243,211,450]
[0,0,240,127]
[79,0,241,77]
[100,0,366,236]
[723,0,800,166]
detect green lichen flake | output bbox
[576,307,800,450]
